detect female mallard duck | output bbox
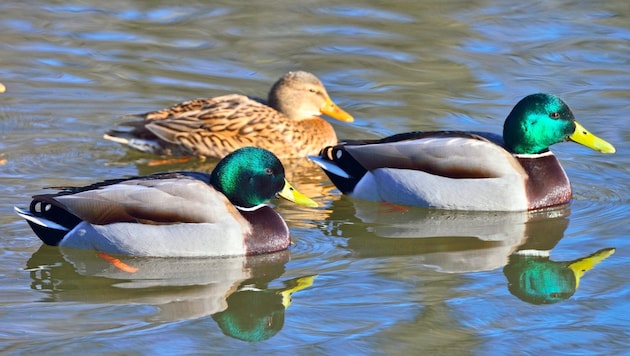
[14,147,317,257]
[104,71,354,159]
[310,93,615,211]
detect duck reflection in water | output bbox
[498,207,615,305]
[504,247,614,305]
[327,199,614,303]
[213,274,315,342]
[26,246,315,342]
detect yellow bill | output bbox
[278,275,317,308]
[570,121,616,153]
[278,179,318,207]
[321,97,354,122]
[568,247,615,288]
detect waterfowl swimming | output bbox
[104,71,354,159]
[310,93,615,211]
[15,147,317,257]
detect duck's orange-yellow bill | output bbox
[321,97,354,122]
[278,179,318,208]
[97,252,139,273]
[278,275,317,308]
[568,247,615,288]
[570,121,615,154]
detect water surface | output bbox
[2,0,629,354]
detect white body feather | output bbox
[321,136,532,211]
[60,221,248,257]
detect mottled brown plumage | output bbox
[105,71,354,159]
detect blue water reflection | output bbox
[26,246,315,342]
[2,0,629,353]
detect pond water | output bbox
[2,0,630,354]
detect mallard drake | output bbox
[104,71,354,159]
[15,147,317,257]
[311,93,615,211]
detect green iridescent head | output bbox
[503,254,576,304]
[502,93,615,155]
[213,289,285,342]
[503,248,615,305]
[210,147,317,208]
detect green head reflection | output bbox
[503,248,615,305]
[212,275,316,342]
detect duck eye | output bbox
[309,88,317,93]
[549,112,561,119]
[264,168,273,175]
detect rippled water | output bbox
[2,0,630,354]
